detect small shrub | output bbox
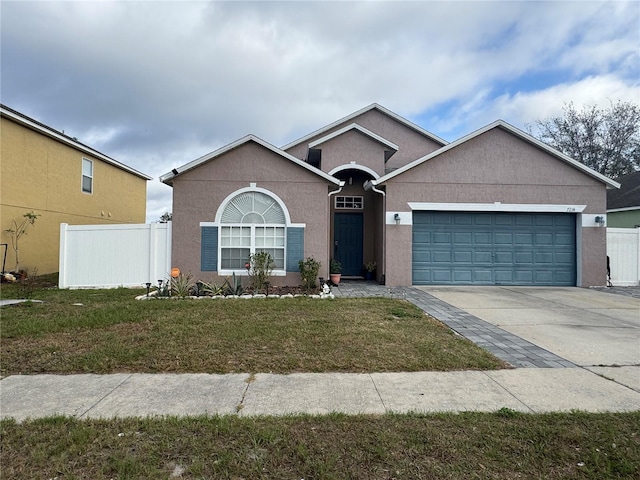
[171,272,195,297]
[247,252,274,293]
[223,272,244,296]
[330,259,341,274]
[16,267,38,299]
[200,281,224,296]
[299,257,321,291]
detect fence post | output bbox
[165,221,172,279]
[58,223,68,288]
[148,222,157,284]
[636,228,640,286]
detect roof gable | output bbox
[160,134,342,186]
[308,123,399,152]
[375,120,621,189]
[282,103,448,151]
[607,171,640,210]
[1,104,152,181]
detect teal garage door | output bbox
[412,212,576,285]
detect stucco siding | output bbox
[171,141,334,282]
[0,117,147,274]
[382,127,608,287]
[285,109,443,172]
[316,130,388,176]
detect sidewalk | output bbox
[2,368,639,422]
[2,282,639,421]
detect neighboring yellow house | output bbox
[1,104,151,274]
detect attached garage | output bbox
[412,211,576,285]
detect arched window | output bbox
[219,191,286,269]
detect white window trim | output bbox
[81,158,93,194]
[218,223,286,276]
[207,185,306,276]
[335,195,364,209]
[200,221,306,276]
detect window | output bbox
[220,191,286,270]
[82,158,93,193]
[335,196,363,209]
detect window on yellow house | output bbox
[82,158,93,194]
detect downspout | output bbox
[364,180,386,284]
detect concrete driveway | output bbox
[417,286,640,370]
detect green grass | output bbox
[0,285,507,375]
[2,411,639,479]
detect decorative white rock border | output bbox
[135,287,335,301]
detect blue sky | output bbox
[2,0,639,221]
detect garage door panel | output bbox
[494,233,513,244]
[495,215,514,226]
[535,233,553,245]
[535,215,554,226]
[473,270,493,282]
[454,232,472,244]
[554,252,574,264]
[515,233,533,244]
[454,214,473,225]
[554,271,574,283]
[535,252,554,264]
[535,271,554,283]
[453,271,472,282]
[433,232,451,243]
[432,270,452,282]
[514,270,534,283]
[515,252,533,263]
[433,251,451,262]
[412,212,575,285]
[474,251,492,263]
[553,215,574,226]
[494,251,513,263]
[515,216,533,226]
[474,232,492,244]
[453,251,472,263]
[474,216,492,226]
[555,233,574,245]
[495,270,514,283]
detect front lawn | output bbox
[0,286,507,375]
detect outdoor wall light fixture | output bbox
[595,216,605,227]
[394,213,401,225]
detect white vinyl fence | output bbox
[607,228,640,287]
[59,222,172,288]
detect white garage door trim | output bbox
[407,202,586,213]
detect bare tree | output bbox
[4,211,40,272]
[532,100,640,179]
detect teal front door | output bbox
[334,213,363,276]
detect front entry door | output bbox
[334,213,363,276]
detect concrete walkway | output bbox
[1,283,639,421]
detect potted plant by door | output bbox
[329,259,342,285]
[364,261,376,281]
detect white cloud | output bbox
[1,0,638,222]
